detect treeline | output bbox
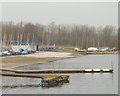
[1,22,118,49]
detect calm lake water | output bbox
[2,54,118,94]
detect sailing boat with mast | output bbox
[41,26,56,51]
[79,32,86,52]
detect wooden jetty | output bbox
[1,72,69,80]
[0,68,113,73]
[1,72,45,78]
[0,68,113,87]
[0,72,69,87]
[41,75,69,87]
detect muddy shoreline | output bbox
[1,51,79,70]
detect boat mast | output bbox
[3,32,6,50]
[27,32,29,49]
[98,31,100,48]
[81,32,84,49]
[20,34,22,47]
[75,26,78,48]
[47,27,50,46]
[42,27,45,46]
[17,31,20,45]
[86,36,88,50]
[93,37,94,47]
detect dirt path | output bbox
[22,51,73,58]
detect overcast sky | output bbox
[2,2,118,27]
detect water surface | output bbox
[2,54,118,94]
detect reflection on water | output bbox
[2,79,69,89]
[2,85,39,89]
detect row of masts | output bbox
[75,31,100,49]
[2,31,99,50]
[2,27,56,50]
[2,32,35,50]
[2,24,100,50]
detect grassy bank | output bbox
[1,56,63,69]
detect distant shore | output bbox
[0,51,77,69]
[70,51,119,54]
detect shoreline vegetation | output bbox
[2,22,118,50]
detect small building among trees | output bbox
[11,42,40,52]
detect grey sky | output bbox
[2,2,118,27]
